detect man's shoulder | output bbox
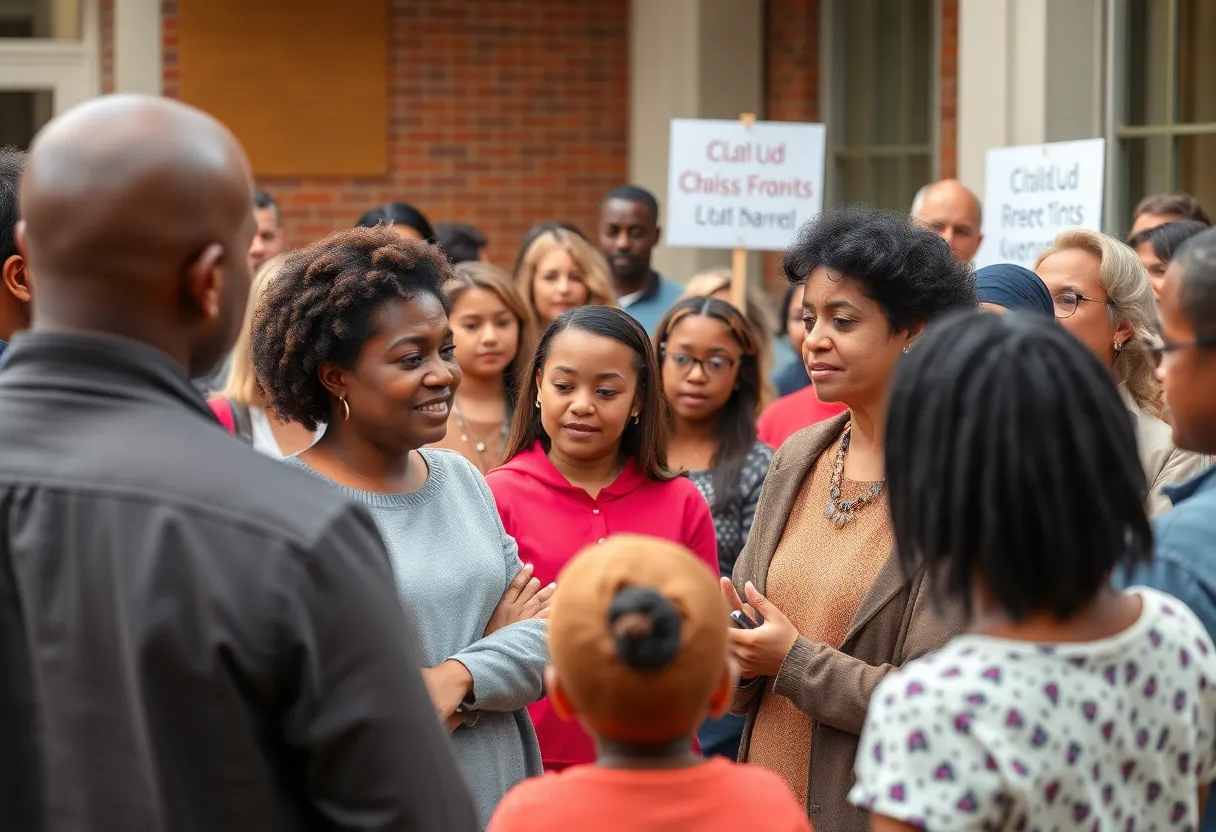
[1155,485,1216,558]
[1,406,363,552]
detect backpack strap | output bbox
[205,397,255,445]
[228,399,255,444]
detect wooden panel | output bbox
[178,0,387,177]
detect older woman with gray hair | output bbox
[1036,228,1205,515]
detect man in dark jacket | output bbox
[0,95,477,831]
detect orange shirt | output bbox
[488,757,812,832]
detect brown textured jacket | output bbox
[731,414,966,832]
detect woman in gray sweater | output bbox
[250,226,550,828]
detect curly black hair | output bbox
[251,225,454,431]
[782,205,977,332]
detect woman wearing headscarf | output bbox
[975,263,1055,317]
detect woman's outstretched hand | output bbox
[484,563,556,636]
[721,577,800,679]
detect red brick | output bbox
[160,0,627,267]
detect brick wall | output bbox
[100,0,114,94]
[763,0,820,290]
[939,0,959,180]
[160,0,628,268]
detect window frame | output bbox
[820,0,941,211]
[1104,0,1216,234]
[0,0,100,131]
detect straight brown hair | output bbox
[502,305,676,481]
[444,260,538,406]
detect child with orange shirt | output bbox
[488,534,810,832]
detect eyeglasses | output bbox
[663,351,739,379]
[1053,291,1111,319]
[1144,333,1216,368]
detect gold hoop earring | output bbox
[341,396,351,421]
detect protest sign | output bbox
[974,138,1106,268]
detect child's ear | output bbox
[707,657,739,719]
[545,665,576,721]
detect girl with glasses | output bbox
[655,296,775,761]
[1036,229,1205,515]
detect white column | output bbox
[629,0,763,283]
[114,0,161,95]
[957,0,1103,198]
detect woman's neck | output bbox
[970,585,1143,644]
[456,372,505,404]
[672,412,718,444]
[306,423,421,493]
[547,444,622,498]
[843,396,886,481]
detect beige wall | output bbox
[957,0,1103,197]
[628,0,764,284]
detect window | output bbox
[826,0,935,211]
[0,0,98,148]
[1110,0,1216,233]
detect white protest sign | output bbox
[665,119,826,251]
[974,138,1106,268]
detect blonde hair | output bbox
[216,253,291,405]
[515,228,616,324]
[443,261,537,402]
[681,266,778,408]
[1036,229,1162,416]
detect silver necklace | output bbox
[453,398,507,456]
[823,424,885,529]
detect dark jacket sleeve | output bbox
[275,504,478,832]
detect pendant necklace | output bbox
[823,423,885,529]
[453,398,507,465]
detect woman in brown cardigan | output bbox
[721,206,976,831]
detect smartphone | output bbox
[730,609,760,630]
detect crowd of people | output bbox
[5,93,1216,832]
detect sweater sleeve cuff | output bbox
[772,635,818,702]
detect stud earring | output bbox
[632,413,639,424]
[535,398,541,409]
[1114,341,1125,352]
[901,345,910,355]
[341,396,351,421]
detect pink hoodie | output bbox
[486,440,718,769]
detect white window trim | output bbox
[0,0,100,115]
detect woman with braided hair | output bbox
[249,226,550,828]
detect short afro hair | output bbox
[782,205,977,332]
[251,225,454,431]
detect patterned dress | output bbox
[687,439,773,579]
[851,588,1216,831]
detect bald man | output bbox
[0,95,476,831]
[912,179,985,262]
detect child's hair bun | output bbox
[607,585,682,672]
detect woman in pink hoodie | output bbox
[486,305,718,772]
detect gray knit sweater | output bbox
[284,449,545,829]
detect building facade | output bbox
[0,0,1211,284]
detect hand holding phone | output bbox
[730,609,761,630]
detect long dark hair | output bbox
[885,311,1152,621]
[502,305,675,481]
[355,201,436,242]
[655,297,761,512]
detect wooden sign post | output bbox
[730,112,756,311]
